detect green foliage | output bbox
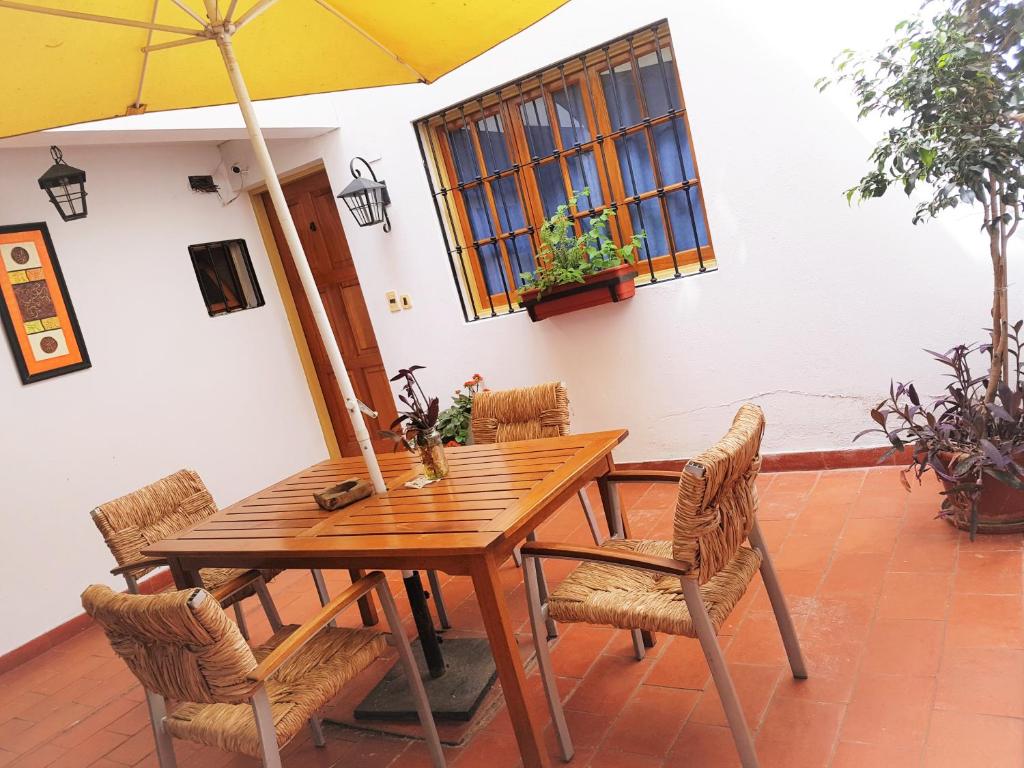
[817,0,1024,224]
[519,189,644,297]
[437,374,484,445]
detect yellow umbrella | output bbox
[0,0,567,493]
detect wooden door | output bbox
[262,170,398,456]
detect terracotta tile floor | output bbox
[2,467,1023,768]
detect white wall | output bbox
[222,0,1022,463]
[0,143,327,655]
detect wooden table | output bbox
[145,429,627,768]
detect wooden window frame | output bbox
[416,21,716,320]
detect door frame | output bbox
[248,160,344,458]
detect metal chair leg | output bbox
[578,488,604,545]
[251,687,284,768]
[254,578,284,632]
[523,554,573,762]
[681,578,759,768]
[426,570,451,630]
[512,546,523,567]
[526,531,557,638]
[310,569,337,629]
[232,601,250,641]
[630,628,646,661]
[376,581,446,768]
[124,574,140,595]
[308,715,326,747]
[144,691,178,768]
[748,519,807,679]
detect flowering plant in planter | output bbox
[855,327,1024,536]
[437,373,485,446]
[519,189,644,298]
[821,0,1024,534]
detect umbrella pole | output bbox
[213,29,387,496]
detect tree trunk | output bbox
[985,176,1009,404]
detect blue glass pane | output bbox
[600,66,641,127]
[447,127,480,182]
[506,234,536,286]
[652,117,694,184]
[551,85,590,147]
[536,162,568,217]
[614,133,655,196]
[667,187,709,252]
[491,177,526,233]
[638,49,680,116]
[476,114,513,174]
[627,198,667,258]
[566,152,603,209]
[519,95,554,157]
[475,241,508,295]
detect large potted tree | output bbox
[821,0,1024,535]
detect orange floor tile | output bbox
[1,467,1022,768]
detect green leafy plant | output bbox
[437,373,484,446]
[818,0,1024,404]
[519,189,644,298]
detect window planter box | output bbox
[518,263,638,322]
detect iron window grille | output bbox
[187,239,265,317]
[415,20,716,322]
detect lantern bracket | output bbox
[337,156,391,233]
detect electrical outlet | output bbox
[386,291,400,312]
[400,294,412,310]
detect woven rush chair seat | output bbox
[470,381,570,443]
[82,575,445,768]
[546,538,762,637]
[166,624,385,757]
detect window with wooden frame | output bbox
[187,239,265,317]
[415,21,715,321]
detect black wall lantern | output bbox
[337,156,391,232]
[38,146,88,222]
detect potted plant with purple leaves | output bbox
[380,365,449,480]
[820,0,1024,536]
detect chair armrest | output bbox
[209,570,263,603]
[604,470,680,484]
[247,571,386,683]
[111,557,167,577]
[521,541,692,578]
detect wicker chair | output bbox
[81,574,444,768]
[90,469,356,640]
[521,405,807,768]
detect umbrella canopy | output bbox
[0,0,567,137]
[0,0,567,495]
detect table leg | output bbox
[349,569,379,626]
[167,557,202,589]
[403,571,446,679]
[470,554,550,768]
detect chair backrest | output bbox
[81,584,257,704]
[470,382,570,444]
[91,469,217,577]
[673,404,765,583]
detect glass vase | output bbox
[417,428,449,480]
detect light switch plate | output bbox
[400,294,412,310]
[386,291,400,312]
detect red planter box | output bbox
[518,263,638,322]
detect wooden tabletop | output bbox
[145,430,627,573]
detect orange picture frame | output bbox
[0,222,89,384]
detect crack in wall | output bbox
[658,389,876,420]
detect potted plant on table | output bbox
[380,365,449,480]
[821,0,1024,536]
[518,189,644,322]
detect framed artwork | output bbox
[0,223,90,384]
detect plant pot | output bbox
[938,451,1024,534]
[518,263,638,322]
